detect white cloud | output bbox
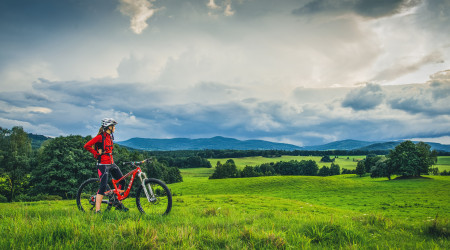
[206,0,235,17]
[207,0,220,10]
[224,3,235,16]
[119,0,158,34]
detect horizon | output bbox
[1,0,449,146]
[26,131,450,147]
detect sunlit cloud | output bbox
[119,0,158,34]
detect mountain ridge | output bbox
[117,136,450,152]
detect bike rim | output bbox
[78,179,112,212]
[138,181,171,215]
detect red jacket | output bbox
[84,132,114,164]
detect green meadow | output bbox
[1,156,449,249]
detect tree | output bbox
[258,163,275,176]
[370,157,393,180]
[320,155,334,162]
[355,160,365,177]
[387,141,436,177]
[415,142,437,176]
[330,163,340,175]
[365,154,382,173]
[240,166,260,178]
[318,166,330,176]
[0,127,32,201]
[145,159,183,184]
[30,136,95,199]
[300,160,319,176]
[209,160,239,179]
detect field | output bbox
[1,156,449,249]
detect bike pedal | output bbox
[89,196,96,205]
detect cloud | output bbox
[207,0,220,10]
[373,51,445,82]
[293,0,421,18]
[207,0,235,17]
[387,72,450,115]
[1,73,449,145]
[119,0,158,34]
[429,70,450,100]
[342,83,385,110]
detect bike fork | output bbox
[138,172,157,202]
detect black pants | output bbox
[97,164,126,195]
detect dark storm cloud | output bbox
[293,0,421,18]
[342,83,385,110]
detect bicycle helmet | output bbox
[101,118,118,128]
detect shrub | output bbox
[15,194,63,202]
[441,170,450,176]
[320,155,334,162]
[0,194,7,203]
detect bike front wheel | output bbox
[76,178,112,212]
[136,178,172,215]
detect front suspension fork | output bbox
[138,172,157,202]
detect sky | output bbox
[0,0,449,146]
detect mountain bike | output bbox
[76,159,172,215]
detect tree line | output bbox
[209,159,347,179]
[0,127,184,202]
[209,140,442,180]
[148,147,450,159]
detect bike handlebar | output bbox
[122,158,153,166]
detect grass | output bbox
[1,156,450,249]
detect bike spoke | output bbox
[136,179,172,215]
[77,178,112,213]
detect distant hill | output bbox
[117,136,304,151]
[358,141,450,152]
[28,133,52,149]
[303,139,377,151]
[117,137,450,152]
[26,132,450,152]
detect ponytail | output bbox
[97,127,105,135]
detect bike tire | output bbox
[76,178,112,212]
[136,178,172,215]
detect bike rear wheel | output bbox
[76,178,112,212]
[136,178,172,215]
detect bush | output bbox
[320,155,334,162]
[15,194,39,202]
[429,167,439,175]
[441,170,450,176]
[0,194,7,203]
[342,168,356,174]
[15,194,63,202]
[43,195,63,200]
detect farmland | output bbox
[0,156,449,249]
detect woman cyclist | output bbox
[84,118,128,213]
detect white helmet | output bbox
[101,118,117,128]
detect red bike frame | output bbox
[110,165,142,201]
